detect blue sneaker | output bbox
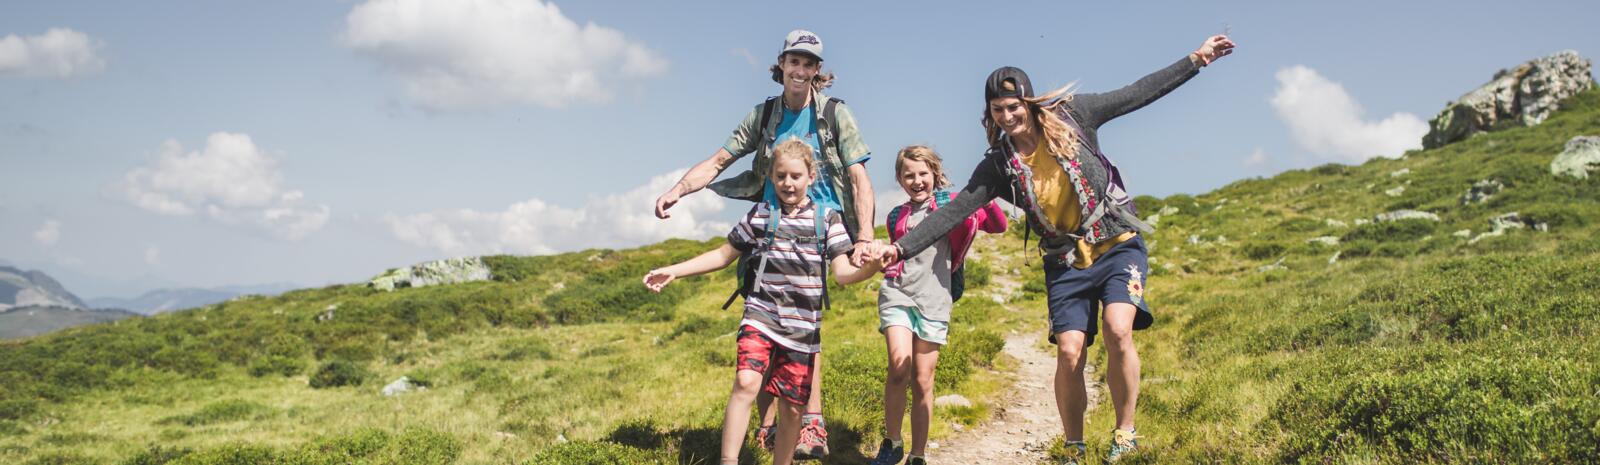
[869,438,904,465]
[1107,429,1141,462]
[1054,441,1086,465]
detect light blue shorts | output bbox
[878,306,949,345]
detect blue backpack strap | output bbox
[933,189,952,209]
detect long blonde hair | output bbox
[983,82,1082,159]
[895,145,952,189]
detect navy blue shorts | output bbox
[1044,236,1155,347]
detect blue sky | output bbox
[3,0,1597,299]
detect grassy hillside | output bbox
[1099,88,1600,464]
[2,89,1596,464]
[0,236,1016,464]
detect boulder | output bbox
[1551,135,1600,179]
[1307,236,1341,247]
[381,376,423,396]
[1423,51,1594,149]
[1462,179,1504,204]
[1375,210,1440,222]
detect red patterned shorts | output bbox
[736,325,814,406]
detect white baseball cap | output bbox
[781,29,823,61]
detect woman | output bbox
[653,29,877,461]
[868,35,1235,464]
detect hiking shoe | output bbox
[794,414,830,460]
[906,456,927,465]
[1054,441,1087,465]
[1107,429,1141,462]
[868,438,904,465]
[754,425,776,451]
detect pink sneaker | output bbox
[794,414,829,460]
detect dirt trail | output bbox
[927,238,1102,464]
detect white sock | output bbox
[890,438,904,449]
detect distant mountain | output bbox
[0,305,139,340]
[0,266,87,311]
[87,282,299,315]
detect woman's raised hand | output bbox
[1193,35,1236,66]
[642,269,676,293]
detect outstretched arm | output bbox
[655,148,737,219]
[642,243,740,292]
[1071,35,1235,129]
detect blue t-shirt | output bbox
[763,106,842,210]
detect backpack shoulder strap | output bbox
[886,204,907,239]
[823,97,844,157]
[814,203,833,310]
[759,97,780,138]
[933,189,952,209]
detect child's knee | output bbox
[732,372,764,398]
[912,373,936,398]
[887,357,913,386]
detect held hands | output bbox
[642,269,675,293]
[1193,35,1236,66]
[851,240,900,268]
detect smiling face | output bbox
[778,52,821,97]
[898,159,936,204]
[988,96,1033,141]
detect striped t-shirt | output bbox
[728,201,853,353]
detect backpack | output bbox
[885,190,966,302]
[722,202,836,311]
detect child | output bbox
[644,138,879,465]
[868,145,1007,465]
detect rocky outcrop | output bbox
[1462,179,1504,204]
[369,257,492,292]
[1423,51,1594,149]
[1551,135,1600,179]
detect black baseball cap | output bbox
[985,66,1033,102]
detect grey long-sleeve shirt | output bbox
[895,55,1201,260]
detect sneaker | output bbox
[1107,429,1141,462]
[906,456,927,465]
[794,414,830,460]
[755,425,776,451]
[868,438,904,465]
[1054,441,1087,465]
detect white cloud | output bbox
[0,28,106,79]
[1270,66,1427,162]
[386,169,729,257]
[33,220,61,246]
[109,132,330,240]
[144,246,161,266]
[342,0,669,111]
[1244,147,1269,167]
